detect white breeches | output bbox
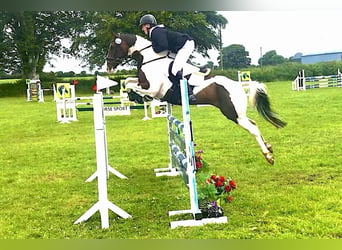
[171,40,195,75]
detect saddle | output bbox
[167,61,210,86]
[163,62,209,105]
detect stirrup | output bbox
[189,94,197,104]
[193,68,211,77]
[143,95,153,102]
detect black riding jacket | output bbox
[149,25,194,54]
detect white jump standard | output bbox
[74,78,131,229]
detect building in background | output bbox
[291,52,342,64]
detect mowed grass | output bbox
[0,79,20,84]
[0,81,341,239]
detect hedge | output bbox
[212,61,342,82]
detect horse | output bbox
[106,33,286,165]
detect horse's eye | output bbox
[115,38,122,44]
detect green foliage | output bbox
[1,11,227,78]
[0,80,26,97]
[68,11,227,68]
[220,44,251,69]
[0,11,85,79]
[210,61,342,82]
[259,50,287,66]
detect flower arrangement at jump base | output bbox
[195,149,237,218]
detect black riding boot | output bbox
[175,69,197,104]
[161,88,181,105]
[188,85,197,104]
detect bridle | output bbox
[105,42,127,65]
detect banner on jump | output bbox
[104,106,131,116]
[240,71,251,82]
[56,83,71,99]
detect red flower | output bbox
[229,180,237,189]
[92,84,97,92]
[227,195,234,203]
[210,174,217,180]
[219,175,225,182]
[196,161,203,169]
[72,79,79,85]
[215,180,224,187]
[224,185,231,192]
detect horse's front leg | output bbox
[138,69,150,90]
[125,81,156,99]
[125,77,139,86]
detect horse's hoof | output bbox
[263,152,274,165]
[264,141,273,153]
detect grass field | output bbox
[0,81,341,239]
[0,79,20,84]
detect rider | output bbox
[139,13,197,103]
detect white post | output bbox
[74,92,131,229]
[338,68,342,87]
[37,82,44,102]
[237,71,241,83]
[142,101,151,121]
[26,79,31,101]
[69,85,77,121]
[302,69,306,91]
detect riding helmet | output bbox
[139,14,157,27]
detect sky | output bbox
[217,11,342,65]
[43,11,342,73]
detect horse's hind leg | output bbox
[248,118,273,153]
[237,117,274,165]
[196,81,274,164]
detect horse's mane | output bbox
[119,33,151,68]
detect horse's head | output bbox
[106,33,137,73]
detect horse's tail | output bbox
[249,81,287,129]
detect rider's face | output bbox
[141,24,151,35]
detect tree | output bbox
[220,44,251,69]
[0,11,86,79]
[67,11,228,69]
[258,50,287,66]
[0,11,227,78]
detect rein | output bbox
[137,41,175,66]
[139,45,152,53]
[141,51,175,66]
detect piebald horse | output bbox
[106,33,286,164]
